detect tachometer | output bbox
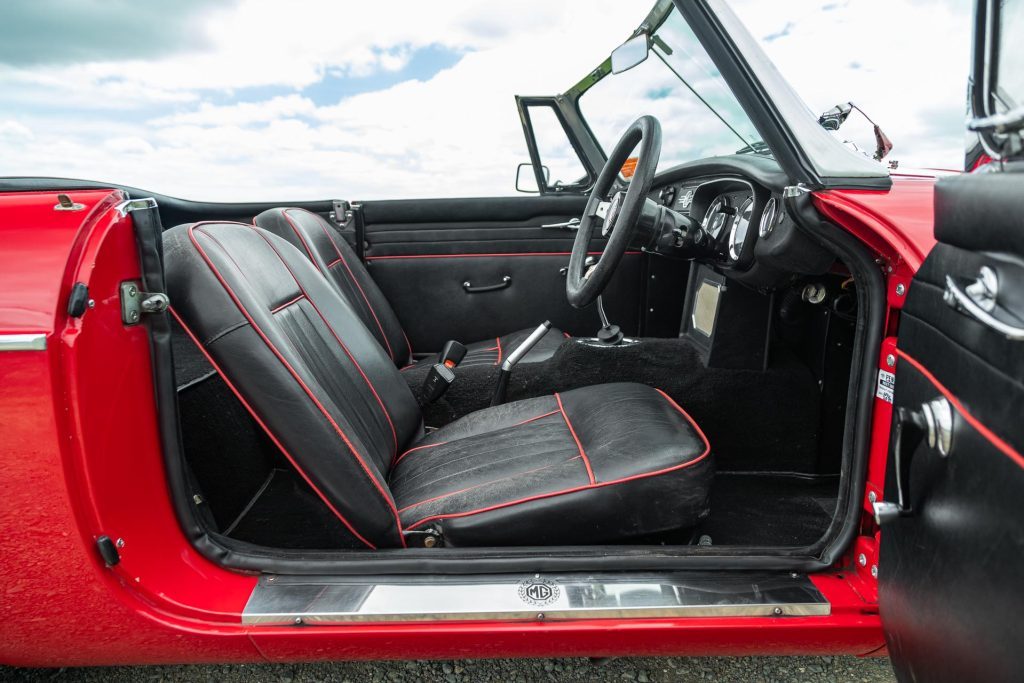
[702,196,731,238]
[728,197,754,260]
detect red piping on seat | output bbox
[270,293,304,314]
[512,409,559,426]
[555,392,595,484]
[896,349,1024,470]
[494,337,502,366]
[187,224,406,547]
[393,440,449,465]
[249,226,399,456]
[403,389,710,532]
[398,456,582,513]
[168,307,378,550]
[291,208,397,363]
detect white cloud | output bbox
[0,0,973,200]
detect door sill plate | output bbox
[242,571,829,625]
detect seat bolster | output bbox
[558,383,708,482]
[256,208,412,367]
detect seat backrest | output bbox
[164,221,421,548]
[254,208,411,367]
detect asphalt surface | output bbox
[6,656,895,682]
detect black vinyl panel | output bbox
[368,254,641,352]
[881,172,1024,682]
[360,195,643,351]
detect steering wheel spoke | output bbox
[566,115,662,308]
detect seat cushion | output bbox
[389,382,712,546]
[407,326,567,371]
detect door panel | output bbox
[361,196,644,352]
[879,174,1024,682]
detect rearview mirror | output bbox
[516,162,549,193]
[611,34,649,74]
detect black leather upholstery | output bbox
[165,221,713,548]
[254,208,412,366]
[390,383,712,546]
[255,208,565,366]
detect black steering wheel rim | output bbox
[566,115,661,309]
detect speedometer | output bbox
[702,196,731,238]
[728,197,754,260]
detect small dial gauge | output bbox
[728,197,754,260]
[759,197,777,238]
[702,196,732,238]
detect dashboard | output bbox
[643,156,833,289]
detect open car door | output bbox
[877,1,1024,680]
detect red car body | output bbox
[0,175,935,666]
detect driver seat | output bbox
[164,221,712,548]
[254,208,565,369]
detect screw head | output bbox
[115,538,125,549]
[128,310,139,322]
[871,565,878,578]
[423,535,437,548]
[773,607,783,616]
[886,354,895,368]
[87,299,96,308]
[895,283,906,296]
[294,617,303,625]
[868,491,877,504]
[858,553,868,567]
[536,613,545,621]
[127,285,137,297]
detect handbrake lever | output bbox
[490,321,551,407]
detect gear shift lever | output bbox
[595,295,624,345]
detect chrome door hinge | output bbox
[120,281,169,325]
[114,197,158,217]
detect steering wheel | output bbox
[566,115,661,308]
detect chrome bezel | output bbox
[728,197,754,260]
[759,196,777,239]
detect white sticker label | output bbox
[876,369,895,404]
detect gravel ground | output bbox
[5,656,894,682]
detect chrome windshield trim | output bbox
[114,197,158,217]
[0,333,47,352]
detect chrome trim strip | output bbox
[0,333,47,352]
[242,572,829,625]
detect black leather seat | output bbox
[254,208,565,369]
[164,221,712,548]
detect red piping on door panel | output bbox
[896,348,1024,470]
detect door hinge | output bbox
[330,199,352,226]
[120,281,169,325]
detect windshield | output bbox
[577,4,766,170]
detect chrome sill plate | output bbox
[0,333,46,352]
[242,572,829,625]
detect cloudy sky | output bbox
[0,0,970,201]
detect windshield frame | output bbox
[557,0,892,190]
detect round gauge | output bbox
[728,197,754,260]
[702,196,731,238]
[759,197,777,238]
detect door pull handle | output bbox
[540,217,580,230]
[944,266,1024,340]
[874,397,953,525]
[463,276,511,293]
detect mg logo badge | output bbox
[517,578,559,606]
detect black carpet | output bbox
[697,473,839,547]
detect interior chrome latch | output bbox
[120,281,169,325]
[873,396,953,525]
